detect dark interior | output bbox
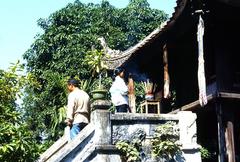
[122,1,240,161]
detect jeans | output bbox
[116,104,129,112]
[70,123,87,140]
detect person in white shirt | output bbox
[110,67,130,112]
[65,79,90,140]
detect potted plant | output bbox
[84,49,108,100]
[90,73,108,100]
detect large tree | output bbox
[0,63,42,161]
[23,0,167,146]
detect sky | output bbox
[0,0,176,70]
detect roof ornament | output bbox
[97,37,133,70]
[97,37,122,57]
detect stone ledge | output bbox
[95,144,118,151]
[91,100,111,110]
[111,113,179,121]
[181,144,201,151]
[38,135,68,162]
[48,124,95,162]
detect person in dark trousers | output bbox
[65,79,90,140]
[110,67,130,112]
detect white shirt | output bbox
[110,76,128,106]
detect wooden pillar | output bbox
[225,121,235,162]
[216,101,225,162]
[128,75,136,113]
[163,44,170,99]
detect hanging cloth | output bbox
[197,15,207,106]
[163,44,171,99]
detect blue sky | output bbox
[0,0,176,70]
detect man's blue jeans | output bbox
[70,123,87,140]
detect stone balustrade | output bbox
[38,99,201,162]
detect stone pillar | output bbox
[178,111,202,162]
[90,99,120,162]
[91,99,112,145]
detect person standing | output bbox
[110,67,130,113]
[65,79,90,140]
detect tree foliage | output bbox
[0,62,41,161]
[22,0,168,150]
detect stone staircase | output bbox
[38,100,202,162]
[38,124,95,162]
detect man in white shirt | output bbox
[110,68,130,112]
[65,79,90,140]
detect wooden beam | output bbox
[169,92,240,114]
[169,94,215,114]
[219,92,240,99]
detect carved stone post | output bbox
[91,99,111,145]
[178,111,202,162]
